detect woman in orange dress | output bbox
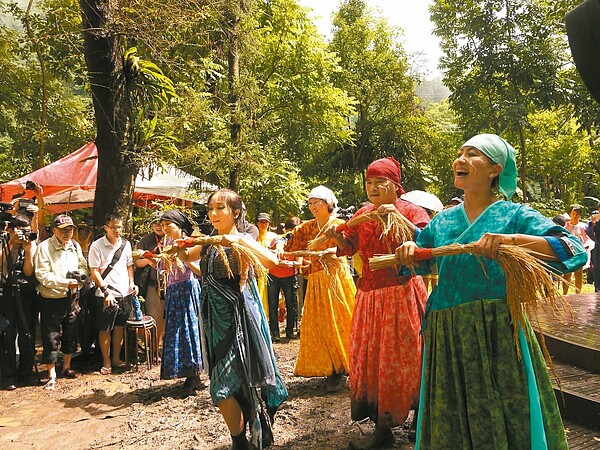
[283,185,355,386]
[328,158,429,449]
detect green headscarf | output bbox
[461,133,518,200]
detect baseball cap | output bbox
[53,214,75,228]
[256,212,271,222]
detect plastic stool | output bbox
[124,315,158,370]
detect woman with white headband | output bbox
[281,185,355,389]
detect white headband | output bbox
[308,185,338,208]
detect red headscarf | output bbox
[366,157,405,195]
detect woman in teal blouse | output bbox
[396,134,586,449]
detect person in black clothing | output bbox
[134,213,166,344]
[0,216,38,390]
[585,203,600,291]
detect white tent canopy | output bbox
[42,165,216,212]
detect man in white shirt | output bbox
[88,213,138,375]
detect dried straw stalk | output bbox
[369,243,571,363]
[308,210,413,250]
[132,248,185,275]
[183,236,269,289]
[288,250,352,302]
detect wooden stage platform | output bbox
[533,292,600,447]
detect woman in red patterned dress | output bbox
[327,157,430,449]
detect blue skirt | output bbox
[160,278,203,379]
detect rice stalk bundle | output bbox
[288,250,352,303]
[308,211,413,251]
[132,248,185,275]
[231,242,269,289]
[369,243,571,362]
[162,235,223,256]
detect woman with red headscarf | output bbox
[327,157,429,449]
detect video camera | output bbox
[8,269,28,286]
[337,206,356,221]
[66,271,87,282]
[0,201,13,228]
[7,181,39,220]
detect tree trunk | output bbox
[517,120,527,201]
[79,0,137,229]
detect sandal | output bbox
[44,377,57,390]
[100,366,112,375]
[61,368,78,379]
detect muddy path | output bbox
[0,340,415,450]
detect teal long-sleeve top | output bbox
[412,200,587,312]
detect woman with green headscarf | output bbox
[395,134,586,449]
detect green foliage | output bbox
[125,0,357,214]
[123,46,180,168]
[429,0,600,204]
[525,108,590,203]
[421,100,464,203]
[323,0,440,207]
[0,7,93,182]
[430,0,566,135]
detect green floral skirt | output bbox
[416,299,567,450]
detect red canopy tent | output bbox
[1,142,97,212]
[0,142,211,213]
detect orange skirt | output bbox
[349,279,427,428]
[294,268,356,377]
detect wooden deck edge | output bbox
[554,387,600,430]
[534,331,600,373]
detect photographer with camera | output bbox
[8,180,45,238]
[35,214,88,390]
[0,215,38,390]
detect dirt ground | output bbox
[0,339,416,450]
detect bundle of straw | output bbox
[163,234,269,289]
[288,250,353,302]
[162,235,223,256]
[369,243,571,362]
[131,248,186,275]
[308,210,414,251]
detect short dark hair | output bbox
[568,204,583,214]
[284,216,301,230]
[104,213,123,225]
[8,215,31,229]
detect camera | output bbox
[66,270,87,282]
[337,206,356,221]
[17,198,36,219]
[25,180,37,191]
[0,201,13,228]
[15,229,37,242]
